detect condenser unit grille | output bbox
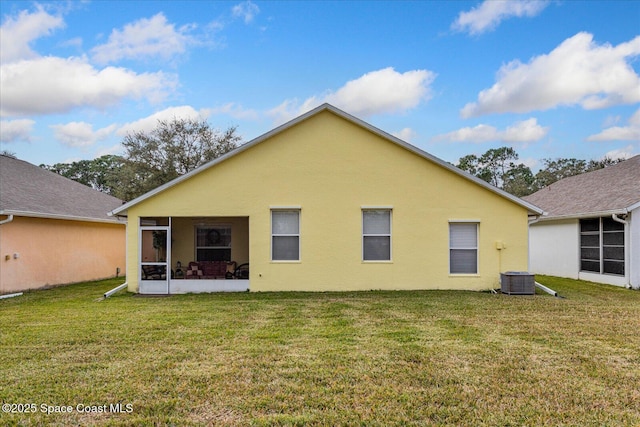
[500,272,535,295]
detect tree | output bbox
[457,147,528,187]
[503,163,536,197]
[533,158,588,188]
[457,147,537,196]
[118,118,241,200]
[533,156,626,190]
[41,155,126,196]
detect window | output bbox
[363,209,391,261]
[580,217,625,276]
[196,225,231,261]
[580,219,600,273]
[449,222,478,274]
[272,210,300,261]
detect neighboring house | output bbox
[524,155,640,289]
[111,104,543,294]
[0,155,126,293]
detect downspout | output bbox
[0,214,14,225]
[103,282,128,299]
[611,213,631,289]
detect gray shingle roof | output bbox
[523,155,640,218]
[0,155,124,222]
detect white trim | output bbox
[1,209,124,224]
[269,205,302,210]
[448,219,482,223]
[578,217,625,278]
[270,209,301,262]
[362,208,392,262]
[449,222,479,275]
[168,279,249,293]
[361,205,394,209]
[139,224,171,294]
[110,104,544,217]
[537,209,629,222]
[627,200,640,212]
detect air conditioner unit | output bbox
[500,272,535,295]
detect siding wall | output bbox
[529,219,580,279]
[0,216,126,293]
[530,215,637,288]
[125,110,531,292]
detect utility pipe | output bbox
[0,292,23,300]
[0,214,14,226]
[103,283,127,299]
[535,281,562,298]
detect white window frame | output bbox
[271,208,301,262]
[362,208,392,262]
[449,221,479,275]
[580,217,625,276]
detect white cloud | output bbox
[501,118,549,142]
[117,105,211,135]
[0,56,175,116]
[433,118,548,143]
[91,13,195,64]
[210,103,259,120]
[603,145,636,160]
[586,109,640,142]
[232,1,260,24]
[452,0,548,35]
[51,122,117,147]
[0,119,35,143]
[461,33,640,118]
[269,67,436,123]
[0,6,64,63]
[393,128,417,142]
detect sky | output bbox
[1,0,639,171]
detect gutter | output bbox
[0,214,14,225]
[533,209,629,222]
[611,213,632,289]
[1,210,123,225]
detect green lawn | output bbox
[1,277,639,426]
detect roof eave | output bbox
[534,208,631,222]
[0,210,126,224]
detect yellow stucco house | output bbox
[0,155,126,294]
[111,104,543,294]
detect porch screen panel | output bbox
[580,217,625,276]
[449,223,478,274]
[602,217,624,275]
[272,210,300,261]
[580,219,600,273]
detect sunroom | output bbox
[139,216,249,294]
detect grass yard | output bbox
[1,277,639,426]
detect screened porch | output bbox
[139,216,249,294]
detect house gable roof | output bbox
[111,103,543,216]
[0,155,124,223]
[523,155,640,219]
